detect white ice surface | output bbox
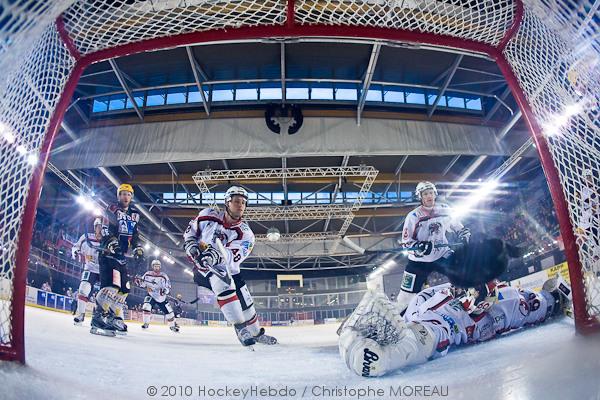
[1,306,600,400]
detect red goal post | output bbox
[0,0,598,363]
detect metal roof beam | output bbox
[108,58,143,121]
[185,46,210,116]
[323,155,350,232]
[496,110,522,141]
[428,55,463,118]
[483,86,512,124]
[442,155,461,176]
[357,43,381,125]
[280,42,286,103]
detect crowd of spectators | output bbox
[493,196,560,250]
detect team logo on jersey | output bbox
[241,240,253,256]
[429,222,442,235]
[401,272,416,291]
[441,313,459,334]
[213,232,227,243]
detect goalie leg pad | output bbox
[110,291,128,318]
[96,286,118,313]
[339,321,437,377]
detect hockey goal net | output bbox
[0,0,598,362]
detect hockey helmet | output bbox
[117,183,134,197]
[93,217,102,227]
[151,259,161,270]
[224,186,248,204]
[415,181,438,200]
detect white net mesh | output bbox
[0,22,75,355]
[295,0,516,46]
[0,0,599,360]
[62,0,287,56]
[503,1,600,322]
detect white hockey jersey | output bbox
[140,271,171,303]
[401,203,464,262]
[404,284,553,357]
[72,233,101,274]
[183,208,255,276]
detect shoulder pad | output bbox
[199,208,218,217]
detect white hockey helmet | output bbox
[151,259,161,270]
[93,217,102,227]
[415,181,438,200]
[224,186,248,204]
[583,168,593,177]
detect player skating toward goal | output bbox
[396,181,518,313]
[339,276,573,377]
[135,260,179,332]
[183,186,277,348]
[91,183,144,337]
[396,181,471,313]
[71,218,103,325]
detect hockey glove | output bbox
[200,245,222,269]
[457,227,471,244]
[133,246,144,259]
[184,240,201,260]
[106,238,121,254]
[413,241,433,257]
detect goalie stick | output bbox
[341,236,463,256]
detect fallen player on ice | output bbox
[338,277,572,377]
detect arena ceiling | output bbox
[43,39,542,277]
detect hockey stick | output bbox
[166,294,199,305]
[341,236,463,255]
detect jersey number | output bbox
[232,248,241,263]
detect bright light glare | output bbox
[565,102,583,116]
[27,153,38,166]
[16,145,27,155]
[144,243,151,250]
[453,179,498,220]
[0,123,15,144]
[153,249,160,257]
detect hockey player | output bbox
[72,218,103,324]
[91,183,144,336]
[183,186,277,347]
[171,294,184,318]
[136,260,179,332]
[396,181,471,313]
[339,277,572,377]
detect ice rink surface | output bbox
[2,306,600,400]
